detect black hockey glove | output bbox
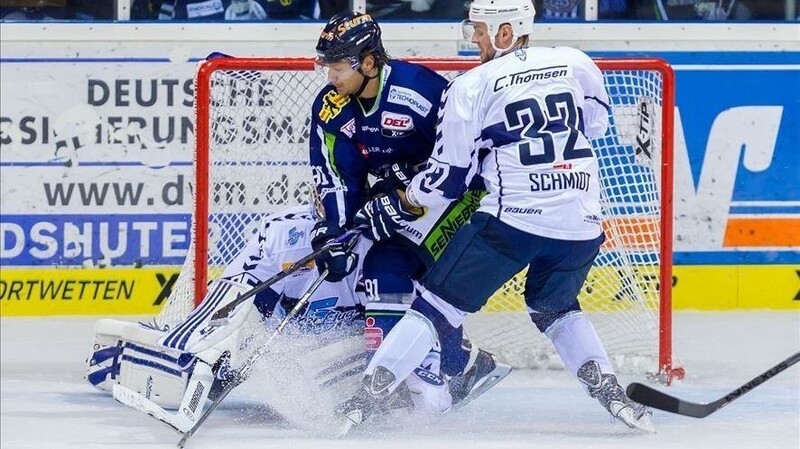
[354,189,424,242]
[310,221,359,283]
[369,162,423,197]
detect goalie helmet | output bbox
[315,11,387,69]
[468,0,536,39]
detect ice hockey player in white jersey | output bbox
[347,0,655,433]
[86,205,454,433]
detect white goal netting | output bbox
[157,58,676,377]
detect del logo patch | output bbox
[381,111,414,131]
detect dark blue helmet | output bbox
[315,12,387,68]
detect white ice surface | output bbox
[2,311,799,449]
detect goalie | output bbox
[85,199,496,433]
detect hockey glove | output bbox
[310,221,359,283]
[354,189,424,242]
[369,162,423,197]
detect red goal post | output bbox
[178,57,681,381]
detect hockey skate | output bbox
[577,360,655,433]
[336,366,415,436]
[449,346,512,410]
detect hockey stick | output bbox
[626,351,800,418]
[176,267,334,448]
[209,228,360,325]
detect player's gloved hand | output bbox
[369,162,423,197]
[310,221,359,282]
[354,189,425,242]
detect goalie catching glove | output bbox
[355,189,424,242]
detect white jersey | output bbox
[407,47,610,241]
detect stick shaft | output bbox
[627,351,800,418]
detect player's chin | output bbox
[334,85,352,96]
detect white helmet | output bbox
[468,0,536,40]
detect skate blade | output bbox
[336,410,362,438]
[617,408,656,434]
[452,363,512,410]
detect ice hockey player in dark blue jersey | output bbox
[308,11,512,429]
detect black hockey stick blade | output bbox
[626,351,800,418]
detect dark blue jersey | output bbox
[309,60,448,228]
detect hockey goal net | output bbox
[158,57,680,381]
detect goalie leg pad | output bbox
[86,319,190,408]
[118,342,189,408]
[87,319,128,391]
[160,279,250,351]
[158,279,265,370]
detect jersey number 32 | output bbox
[503,92,593,165]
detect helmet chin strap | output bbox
[354,66,379,98]
[490,35,522,59]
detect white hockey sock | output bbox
[545,311,615,376]
[364,309,437,393]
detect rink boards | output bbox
[0,264,796,316]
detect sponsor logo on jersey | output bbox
[494,65,568,91]
[364,326,383,349]
[340,117,356,138]
[357,142,369,158]
[424,189,485,260]
[583,214,602,225]
[361,125,379,132]
[286,226,305,246]
[382,129,413,138]
[381,112,414,131]
[502,206,543,215]
[319,90,350,123]
[380,111,415,138]
[296,297,363,334]
[529,172,591,192]
[387,85,432,117]
[320,185,347,196]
